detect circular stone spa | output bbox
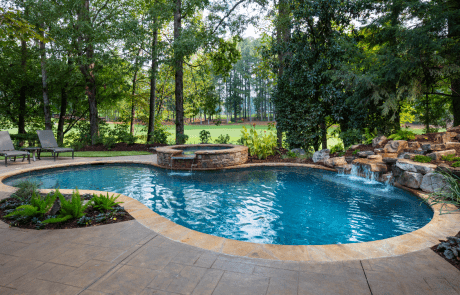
[156,144,248,169]
[3,163,434,246]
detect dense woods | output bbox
[0,0,459,151]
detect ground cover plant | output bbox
[413,155,432,163]
[0,182,133,229]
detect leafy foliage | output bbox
[441,155,460,162]
[91,193,123,212]
[352,149,360,155]
[11,180,40,203]
[149,127,171,145]
[240,124,277,159]
[214,134,230,144]
[339,129,362,148]
[363,128,378,145]
[330,143,344,155]
[5,191,56,219]
[425,172,459,214]
[413,155,432,163]
[388,130,416,141]
[42,189,91,224]
[176,134,189,144]
[199,130,211,144]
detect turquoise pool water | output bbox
[3,164,433,245]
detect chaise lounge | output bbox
[37,130,74,161]
[0,131,31,167]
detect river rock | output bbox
[427,149,456,161]
[324,156,347,168]
[383,157,398,164]
[374,148,384,154]
[312,149,330,163]
[384,140,408,153]
[368,155,382,161]
[372,135,387,147]
[397,171,423,189]
[291,148,306,155]
[357,151,374,158]
[420,173,450,193]
[408,142,421,149]
[395,159,437,174]
[352,158,388,173]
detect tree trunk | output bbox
[425,93,430,131]
[321,120,327,150]
[130,70,138,135]
[19,38,27,135]
[453,78,460,126]
[57,85,68,146]
[147,19,158,143]
[39,29,52,130]
[174,0,185,143]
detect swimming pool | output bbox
[3,164,433,245]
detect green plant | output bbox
[5,191,56,219]
[215,119,222,126]
[388,129,416,141]
[425,171,460,214]
[214,134,230,144]
[240,124,277,159]
[150,128,171,144]
[363,128,378,145]
[413,155,432,163]
[11,180,41,202]
[452,161,460,168]
[176,134,189,144]
[42,189,91,224]
[103,137,117,150]
[352,149,360,155]
[330,143,344,155]
[91,193,123,212]
[199,130,211,143]
[441,154,460,162]
[339,129,362,147]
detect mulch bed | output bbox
[0,193,134,230]
[246,148,315,164]
[431,231,460,271]
[78,142,168,152]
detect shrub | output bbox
[215,120,222,126]
[11,180,40,203]
[5,191,57,219]
[339,129,362,147]
[199,130,211,144]
[362,128,378,145]
[240,124,277,159]
[150,128,171,144]
[108,124,137,145]
[42,189,91,224]
[91,193,123,212]
[413,155,432,163]
[388,129,416,141]
[176,134,189,144]
[441,154,460,162]
[330,143,344,155]
[214,134,230,144]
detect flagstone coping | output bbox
[0,160,458,262]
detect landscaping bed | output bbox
[246,148,315,164]
[0,184,134,230]
[78,142,168,152]
[432,232,460,271]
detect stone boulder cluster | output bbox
[310,127,460,194]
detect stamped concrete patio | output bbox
[0,155,460,295]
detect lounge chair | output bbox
[0,131,30,167]
[37,130,74,161]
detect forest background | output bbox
[0,0,458,151]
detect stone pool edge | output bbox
[0,159,458,262]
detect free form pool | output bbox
[3,164,433,245]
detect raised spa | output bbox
[3,164,433,245]
[156,144,248,169]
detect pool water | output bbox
[4,164,433,245]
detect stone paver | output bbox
[0,155,459,294]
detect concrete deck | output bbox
[0,155,459,294]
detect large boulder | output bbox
[446,142,460,149]
[397,171,423,189]
[420,173,450,194]
[427,149,456,161]
[384,140,408,153]
[368,155,383,161]
[372,135,387,147]
[324,156,347,168]
[434,132,456,144]
[352,158,388,173]
[312,149,330,163]
[395,159,437,174]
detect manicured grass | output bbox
[0,151,151,160]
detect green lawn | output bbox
[0,151,151,160]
